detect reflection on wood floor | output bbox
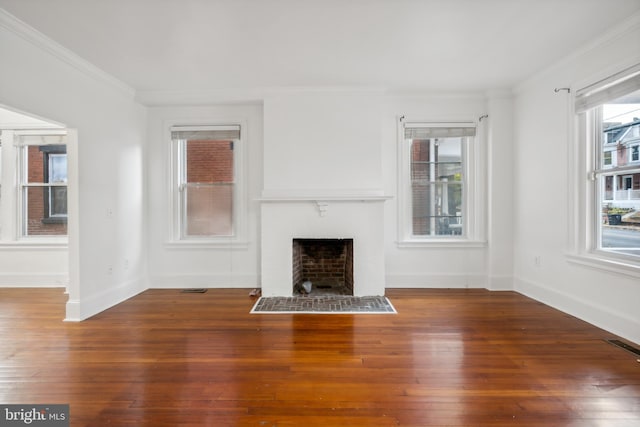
[1,288,639,426]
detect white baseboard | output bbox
[0,273,68,288]
[514,277,640,345]
[487,275,514,291]
[149,273,260,289]
[385,273,488,288]
[65,277,146,321]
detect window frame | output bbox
[397,119,486,247]
[16,132,68,239]
[40,146,68,223]
[167,122,248,247]
[568,64,640,276]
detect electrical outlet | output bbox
[107,265,113,275]
[534,256,541,267]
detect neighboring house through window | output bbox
[18,134,68,237]
[40,146,68,221]
[398,121,485,245]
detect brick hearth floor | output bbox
[251,295,396,313]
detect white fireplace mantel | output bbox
[259,188,392,202]
[260,191,389,297]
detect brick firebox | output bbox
[292,238,354,295]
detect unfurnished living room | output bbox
[1,1,640,426]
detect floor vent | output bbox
[181,288,208,293]
[606,339,640,357]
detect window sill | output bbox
[397,239,487,249]
[165,239,250,250]
[566,252,640,279]
[42,217,68,225]
[0,240,68,250]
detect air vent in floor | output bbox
[606,339,640,357]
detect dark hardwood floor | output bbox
[1,288,639,426]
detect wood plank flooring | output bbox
[1,288,639,426]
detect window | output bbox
[41,147,68,220]
[18,136,67,237]
[171,125,241,240]
[399,121,484,245]
[632,146,639,162]
[0,139,2,209]
[0,138,2,238]
[575,65,640,262]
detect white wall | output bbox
[0,11,147,320]
[513,17,640,343]
[146,104,263,289]
[260,90,387,296]
[383,94,504,289]
[486,93,515,290]
[263,91,383,194]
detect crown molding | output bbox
[136,88,266,106]
[0,8,135,98]
[136,85,390,106]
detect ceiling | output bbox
[0,105,63,129]
[1,0,639,95]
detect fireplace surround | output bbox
[259,192,389,297]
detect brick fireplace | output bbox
[292,238,354,295]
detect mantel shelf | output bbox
[258,189,392,202]
[258,195,393,202]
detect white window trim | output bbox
[567,64,640,277]
[396,118,487,248]
[165,120,248,249]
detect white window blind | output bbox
[575,63,640,113]
[171,125,240,141]
[14,133,66,146]
[404,122,476,139]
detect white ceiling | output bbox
[1,0,639,95]
[0,105,64,129]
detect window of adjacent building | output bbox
[632,145,639,162]
[399,121,483,245]
[19,138,68,237]
[171,125,241,240]
[575,65,640,261]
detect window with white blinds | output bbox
[399,121,483,244]
[576,64,640,263]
